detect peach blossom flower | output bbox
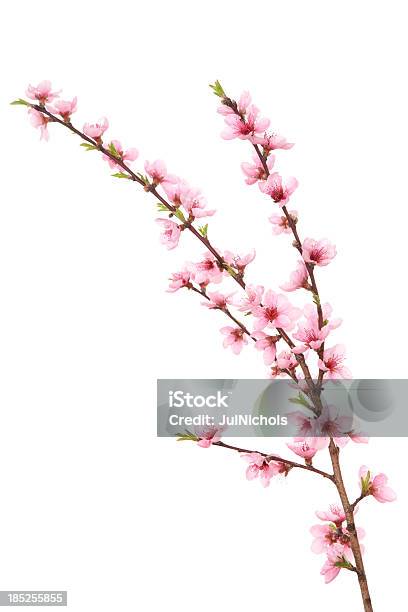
[302,238,336,267]
[269,210,298,235]
[220,326,248,355]
[155,219,181,250]
[359,466,397,503]
[28,108,49,141]
[259,172,298,206]
[83,117,109,140]
[26,80,60,104]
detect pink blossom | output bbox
[162,180,188,207]
[236,285,264,313]
[28,108,49,141]
[145,159,177,186]
[167,268,191,292]
[259,173,298,207]
[359,466,397,503]
[49,97,77,121]
[197,427,221,448]
[311,524,339,554]
[224,249,256,274]
[311,523,365,555]
[241,452,277,487]
[320,543,353,583]
[287,411,315,437]
[190,253,223,285]
[261,132,294,152]
[318,344,352,379]
[280,261,310,292]
[103,140,139,170]
[241,154,275,186]
[218,91,251,116]
[220,326,248,355]
[270,350,298,377]
[26,80,60,104]
[316,504,346,526]
[269,210,298,235]
[253,290,301,331]
[83,117,109,140]
[315,405,353,448]
[203,291,234,309]
[180,186,216,219]
[293,319,330,353]
[349,432,369,444]
[303,302,342,332]
[287,438,320,462]
[155,219,181,250]
[221,104,270,144]
[276,350,298,370]
[302,238,337,267]
[253,332,279,365]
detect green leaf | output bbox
[80,143,97,151]
[334,559,354,570]
[289,392,313,410]
[312,293,321,306]
[176,430,199,442]
[108,141,120,158]
[174,209,186,223]
[198,223,208,238]
[136,172,149,185]
[209,80,226,98]
[10,98,30,106]
[112,172,130,179]
[360,470,371,495]
[157,203,170,212]
[224,264,236,276]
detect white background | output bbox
[1,1,407,610]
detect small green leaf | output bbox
[157,203,170,212]
[174,209,186,223]
[360,470,371,495]
[312,293,321,306]
[209,80,226,98]
[136,172,149,185]
[108,141,120,158]
[289,392,313,410]
[10,98,30,106]
[198,223,208,238]
[80,143,97,151]
[224,264,236,276]
[112,172,130,179]
[176,430,199,442]
[334,559,354,570]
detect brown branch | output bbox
[213,440,334,481]
[328,440,373,612]
[351,492,367,512]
